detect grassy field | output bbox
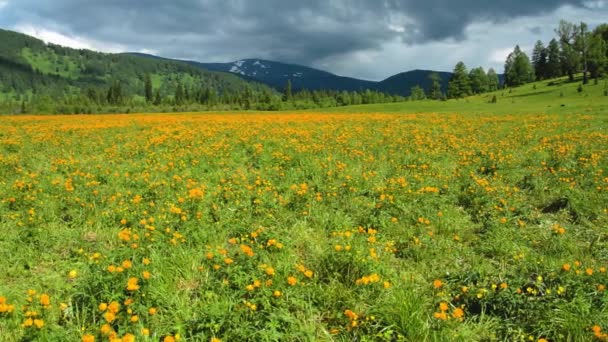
[322,76,608,115]
[0,79,607,341]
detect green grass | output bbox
[319,75,608,115]
[0,109,606,341]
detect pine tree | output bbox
[447,62,472,98]
[409,85,426,100]
[144,74,153,103]
[284,80,292,102]
[175,82,184,106]
[153,90,162,106]
[428,72,443,100]
[546,39,562,78]
[532,40,548,80]
[504,46,534,87]
[487,68,500,91]
[469,67,488,94]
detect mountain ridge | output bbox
[126,53,455,96]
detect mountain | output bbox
[0,29,275,104]
[187,59,379,92]
[129,54,453,96]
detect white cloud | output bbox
[13,23,126,53]
[0,1,8,10]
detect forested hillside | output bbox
[0,29,405,114]
[0,29,278,113]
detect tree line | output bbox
[506,20,607,87]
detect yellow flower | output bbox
[104,311,116,322]
[265,267,275,276]
[273,290,282,298]
[452,307,465,321]
[38,294,51,308]
[127,277,140,291]
[287,276,297,286]
[68,270,78,279]
[98,303,108,311]
[82,334,95,342]
[143,271,151,280]
[148,307,157,315]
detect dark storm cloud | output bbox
[0,0,595,68]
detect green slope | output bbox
[0,29,275,102]
[319,75,608,115]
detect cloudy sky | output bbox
[0,1,606,81]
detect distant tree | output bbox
[556,20,580,82]
[504,45,534,87]
[575,22,592,84]
[447,61,472,98]
[107,80,123,105]
[153,90,162,106]
[589,24,608,80]
[532,40,548,80]
[546,38,562,78]
[469,67,488,94]
[487,68,500,91]
[175,82,184,105]
[145,74,153,103]
[428,72,443,100]
[587,35,607,80]
[284,80,292,102]
[410,85,426,100]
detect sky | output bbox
[0,0,607,81]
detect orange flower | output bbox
[104,311,116,323]
[82,334,95,342]
[108,301,120,313]
[452,307,465,321]
[562,263,571,272]
[433,279,443,289]
[126,278,140,291]
[39,294,51,307]
[287,276,297,286]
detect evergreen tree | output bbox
[428,72,443,100]
[504,45,534,87]
[409,85,426,100]
[153,90,162,106]
[469,67,488,94]
[447,62,472,98]
[284,80,292,102]
[487,68,500,91]
[532,40,548,80]
[144,74,153,103]
[175,82,184,106]
[546,39,562,78]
